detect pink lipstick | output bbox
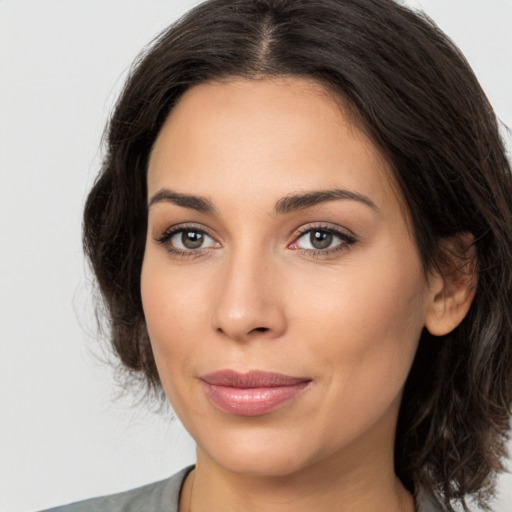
[199,370,311,416]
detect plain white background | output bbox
[1,1,511,511]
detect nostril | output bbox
[251,327,269,333]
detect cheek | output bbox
[293,249,428,397]
[287,263,427,451]
[141,245,212,337]
[141,270,206,431]
[140,253,208,392]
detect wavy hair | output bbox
[83,0,512,509]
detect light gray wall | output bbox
[1,1,510,511]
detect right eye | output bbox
[171,229,214,250]
[156,227,220,255]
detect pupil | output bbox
[311,231,332,249]
[182,231,204,249]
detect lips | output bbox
[199,369,311,416]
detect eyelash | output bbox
[154,223,358,259]
[290,224,358,258]
[155,224,218,259]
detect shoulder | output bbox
[416,487,446,512]
[39,466,194,512]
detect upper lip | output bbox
[199,369,311,388]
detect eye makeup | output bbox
[153,220,359,261]
[289,222,358,259]
[154,223,220,259]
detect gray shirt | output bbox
[41,466,443,512]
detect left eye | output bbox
[169,229,216,250]
[294,229,348,251]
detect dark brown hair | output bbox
[83,0,512,509]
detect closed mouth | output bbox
[199,369,312,416]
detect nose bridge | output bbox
[211,241,286,341]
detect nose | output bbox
[211,249,287,342]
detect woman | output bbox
[44,0,512,511]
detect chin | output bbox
[195,426,318,478]
[213,451,311,478]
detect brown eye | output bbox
[309,231,333,249]
[180,230,204,249]
[291,226,357,255]
[296,229,339,251]
[167,229,216,251]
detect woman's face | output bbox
[142,77,435,477]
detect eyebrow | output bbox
[148,189,216,214]
[148,187,379,215]
[274,189,379,215]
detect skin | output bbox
[141,77,472,512]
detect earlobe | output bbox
[424,234,478,337]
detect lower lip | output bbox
[201,382,310,416]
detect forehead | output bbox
[147,77,399,213]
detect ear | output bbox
[424,233,478,336]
